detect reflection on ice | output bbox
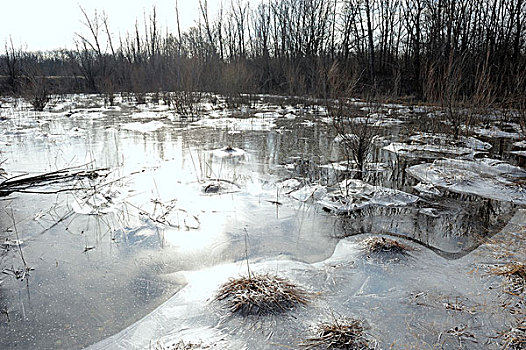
[1,93,524,349]
[90,210,524,349]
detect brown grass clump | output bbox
[152,340,205,350]
[362,237,414,256]
[215,273,310,316]
[489,262,526,297]
[303,317,372,350]
[497,319,525,350]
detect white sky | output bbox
[0,0,222,52]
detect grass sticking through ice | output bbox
[151,340,211,350]
[215,273,310,316]
[362,237,414,256]
[302,317,372,350]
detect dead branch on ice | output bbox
[0,164,109,197]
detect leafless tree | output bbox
[2,38,23,94]
[21,52,50,111]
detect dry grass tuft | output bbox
[152,340,207,350]
[215,273,310,316]
[497,319,525,350]
[362,237,414,256]
[489,262,526,297]
[303,317,372,349]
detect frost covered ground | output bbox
[0,93,524,349]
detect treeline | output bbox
[1,0,526,108]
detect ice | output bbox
[277,178,302,192]
[413,182,441,196]
[472,123,521,139]
[511,150,526,156]
[384,133,491,159]
[409,133,492,151]
[349,114,404,126]
[71,186,130,215]
[211,146,246,158]
[131,111,167,119]
[384,142,474,158]
[289,184,327,202]
[334,133,357,143]
[319,161,387,172]
[318,179,419,214]
[407,158,526,204]
[122,121,165,133]
[88,206,525,350]
[136,104,170,112]
[70,111,105,119]
[193,117,276,131]
[1,239,24,248]
[254,111,281,119]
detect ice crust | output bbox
[407,158,526,204]
[89,209,526,349]
[318,179,419,214]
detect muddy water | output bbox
[0,95,523,349]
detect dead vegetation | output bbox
[361,237,415,257]
[151,340,211,350]
[302,317,372,350]
[489,262,526,299]
[497,319,525,350]
[215,273,310,316]
[0,165,108,197]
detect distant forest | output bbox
[1,0,525,109]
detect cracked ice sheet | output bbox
[318,179,419,214]
[407,158,526,204]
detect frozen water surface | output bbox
[407,158,526,204]
[0,94,524,349]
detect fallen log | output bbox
[0,165,108,197]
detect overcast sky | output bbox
[1,0,222,52]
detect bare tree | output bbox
[21,52,50,111]
[2,38,23,94]
[72,7,115,93]
[326,61,374,180]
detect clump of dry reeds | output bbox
[362,237,414,256]
[215,273,310,316]
[497,319,525,350]
[151,340,207,350]
[489,262,526,297]
[302,317,372,349]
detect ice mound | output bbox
[318,179,419,214]
[212,146,246,158]
[407,158,526,204]
[289,184,327,202]
[384,133,491,159]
